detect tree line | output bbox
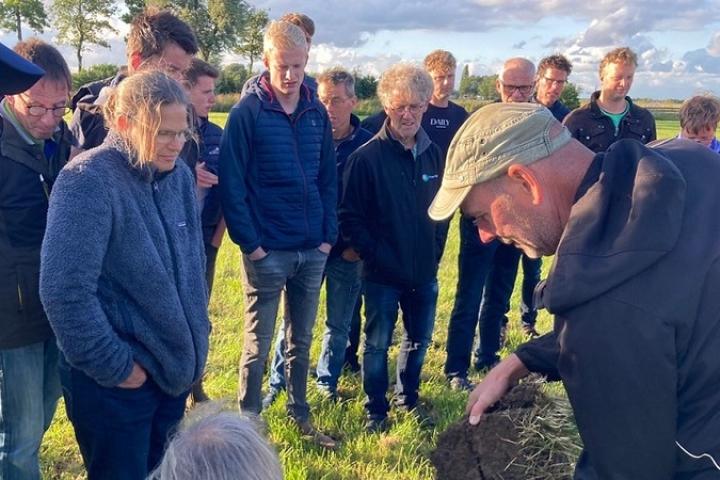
[0,0,270,72]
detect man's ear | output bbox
[507,164,543,205]
[262,55,269,70]
[116,114,129,132]
[129,52,143,72]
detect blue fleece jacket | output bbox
[219,72,337,254]
[39,133,209,396]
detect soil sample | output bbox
[431,382,578,480]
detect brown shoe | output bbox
[295,420,338,449]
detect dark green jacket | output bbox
[0,116,73,348]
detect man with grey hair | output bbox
[149,406,282,480]
[341,63,448,433]
[430,102,720,478]
[470,57,542,374]
[219,20,337,448]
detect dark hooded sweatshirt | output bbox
[516,138,720,479]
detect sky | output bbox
[3,0,720,99]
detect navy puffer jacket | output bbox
[219,73,337,254]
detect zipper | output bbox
[17,282,24,311]
[39,174,50,200]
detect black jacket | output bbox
[0,115,74,348]
[564,91,656,153]
[517,139,720,479]
[340,121,448,288]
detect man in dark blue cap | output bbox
[0,41,44,95]
[0,38,75,480]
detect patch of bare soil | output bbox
[431,383,576,480]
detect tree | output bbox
[354,73,378,100]
[72,63,118,90]
[216,63,250,94]
[0,0,48,41]
[52,0,117,72]
[478,75,499,101]
[235,7,268,74]
[174,0,249,61]
[121,0,146,23]
[459,64,471,97]
[560,82,581,110]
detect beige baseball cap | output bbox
[428,102,572,220]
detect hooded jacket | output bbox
[0,113,74,349]
[39,133,209,396]
[516,138,720,479]
[340,120,448,288]
[219,72,337,254]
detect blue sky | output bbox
[3,0,720,99]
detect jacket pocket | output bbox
[577,123,610,151]
[624,118,653,144]
[15,263,44,322]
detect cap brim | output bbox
[0,42,45,95]
[428,184,472,221]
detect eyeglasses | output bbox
[388,103,425,115]
[157,129,194,144]
[499,82,535,95]
[541,77,567,87]
[320,96,352,107]
[17,95,70,118]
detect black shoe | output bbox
[474,357,499,372]
[189,378,210,406]
[522,323,540,338]
[365,417,388,434]
[262,388,282,410]
[449,376,475,392]
[295,419,338,449]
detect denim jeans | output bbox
[363,279,438,420]
[315,256,362,393]
[475,243,542,365]
[239,248,327,422]
[58,358,187,480]
[444,216,498,379]
[268,256,362,394]
[0,339,60,480]
[345,295,363,367]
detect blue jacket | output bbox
[332,114,372,257]
[39,133,210,396]
[198,117,223,244]
[219,72,337,254]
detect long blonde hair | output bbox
[103,71,190,167]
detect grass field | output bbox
[39,113,688,479]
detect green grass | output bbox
[39,112,688,479]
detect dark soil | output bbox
[431,383,571,480]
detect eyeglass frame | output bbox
[498,80,535,95]
[15,94,70,118]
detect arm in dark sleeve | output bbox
[514,331,561,381]
[339,152,377,261]
[69,105,107,151]
[39,166,134,387]
[218,103,261,254]
[318,113,338,245]
[435,218,450,264]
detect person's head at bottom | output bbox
[103,70,193,173]
[428,102,595,259]
[149,405,283,480]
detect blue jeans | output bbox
[363,279,438,420]
[268,256,363,394]
[345,295,363,368]
[444,216,498,379]
[315,256,362,392]
[475,244,542,366]
[0,339,60,480]
[240,248,327,421]
[58,358,187,480]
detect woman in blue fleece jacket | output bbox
[39,71,209,480]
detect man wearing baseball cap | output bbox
[430,102,720,478]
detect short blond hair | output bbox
[103,71,190,168]
[263,20,307,56]
[424,50,457,74]
[599,47,637,78]
[377,63,433,108]
[679,95,720,134]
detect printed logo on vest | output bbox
[422,174,439,182]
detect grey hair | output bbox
[149,405,283,480]
[317,66,356,98]
[498,57,536,81]
[376,62,433,108]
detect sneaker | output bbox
[449,376,475,392]
[365,417,389,434]
[522,323,540,338]
[295,420,338,449]
[261,388,282,411]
